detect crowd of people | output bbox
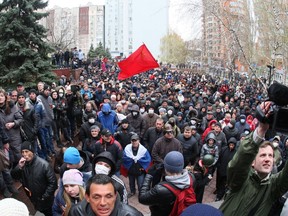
[0,62,288,216]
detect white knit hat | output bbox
[0,198,29,216]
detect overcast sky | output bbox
[47,0,198,58]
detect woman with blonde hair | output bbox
[52,169,85,216]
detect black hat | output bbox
[43,84,51,91]
[215,122,222,128]
[17,92,26,98]
[17,82,24,86]
[101,129,112,136]
[121,118,129,124]
[87,113,95,119]
[131,134,139,141]
[28,89,37,95]
[93,151,116,175]
[21,141,34,153]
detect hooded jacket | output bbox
[94,137,123,172]
[201,119,217,142]
[217,137,237,177]
[91,151,128,204]
[98,103,119,134]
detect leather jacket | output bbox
[69,195,143,216]
[139,174,175,216]
[11,155,57,211]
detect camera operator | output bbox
[220,101,288,216]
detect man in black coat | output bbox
[11,141,57,216]
[215,137,237,201]
[177,126,199,166]
[143,118,164,153]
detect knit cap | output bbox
[164,151,184,173]
[21,141,35,153]
[0,198,29,216]
[62,169,84,186]
[64,147,80,164]
[180,203,223,216]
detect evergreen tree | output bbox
[87,44,97,59]
[95,42,111,59]
[0,0,56,87]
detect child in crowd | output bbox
[200,133,219,176]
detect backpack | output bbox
[162,174,196,216]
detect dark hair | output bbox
[86,174,116,196]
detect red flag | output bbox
[118,44,159,80]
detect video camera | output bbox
[256,82,288,135]
[71,85,80,94]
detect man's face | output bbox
[121,123,128,129]
[22,150,34,162]
[155,121,164,130]
[183,130,192,139]
[214,125,221,133]
[29,93,37,101]
[252,145,274,178]
[131,139,140,147]
[164,130,174,139]
[86,183,117,216]
[102,134,112,142]
[37,83,44,92]
[44,89,50,97]
[207,113,213,120]
[10,91,17,101]
[17,95,26,105]
[17,85,24,92]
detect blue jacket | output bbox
[98,103,118,134]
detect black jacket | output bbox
[176,134,198,165]
[11,155,57,211]
[143,127,164,153]
[139,174,175,216]
[69,195,143,216]
[114,125,135,149]
[94,137,123,172]
[79,121,102,142]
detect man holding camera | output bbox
[220,101,288,216]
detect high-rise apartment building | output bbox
[40,0,133,57]
[202,0,250,71]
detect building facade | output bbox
[40,0,133,58]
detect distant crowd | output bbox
[1,61,288,216]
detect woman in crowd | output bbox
[52,169,85,216]
[0,88,23,165]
